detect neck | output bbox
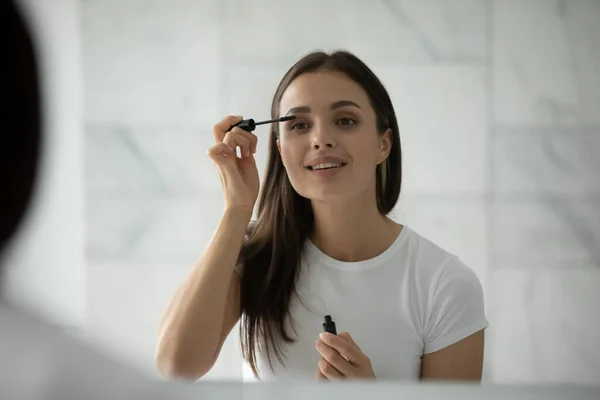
[310,196,401,262]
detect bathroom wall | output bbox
[82,0,600,383]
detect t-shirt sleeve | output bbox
[423,257,489,354]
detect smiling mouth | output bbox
[307,162,347,170]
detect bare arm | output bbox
[420,330,485,381]
[155,208,250,380]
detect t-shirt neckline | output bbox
[304,224,410,271]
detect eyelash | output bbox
[289,117,357,131]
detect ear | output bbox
[276,138,282,155]
[377,128,393,164]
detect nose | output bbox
[310,127,336,150]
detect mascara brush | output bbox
[230,115,296,132]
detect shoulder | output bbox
[400,225,484,303]
[398,227,488,351]
[399,226,460,278]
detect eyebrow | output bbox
[284,100,361,116]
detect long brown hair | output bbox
[238,50,402,377]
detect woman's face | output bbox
[277,71,391,203]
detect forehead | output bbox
[279,71,371,113]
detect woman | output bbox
[156,50,488,382]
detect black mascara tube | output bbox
[323,315,337,335]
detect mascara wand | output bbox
[230,115,296,132]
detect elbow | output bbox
[155,345,214,381]
[156,362,208,381]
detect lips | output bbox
[305,156,348,170]
[308,162,344,170]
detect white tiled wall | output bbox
[492,0,600,125]
[82,0,600,385]
[373,65,488,195]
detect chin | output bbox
[300,188,355,204]
[293,178,375,206]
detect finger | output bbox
[213,115,243,143]
[207,142,235,160]
[230,126,258,154]
[207,144,240,178]
[316,369,328,381]
[319,333,362,364]
[316,340,354,376]
[318,358,344,380]
[223,131,251,157]
[338,332,361,350]
[207,143,244,188]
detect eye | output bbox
[336,117,356,126]
[290,122,310,131]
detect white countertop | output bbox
[167,381,600,400]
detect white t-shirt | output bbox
[242,225,488,381]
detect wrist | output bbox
[223,206,253,222]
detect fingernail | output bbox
[319,333,326,339]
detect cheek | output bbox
[348,137,380,165]
[279,139,301,170]
[279,139,311,192]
